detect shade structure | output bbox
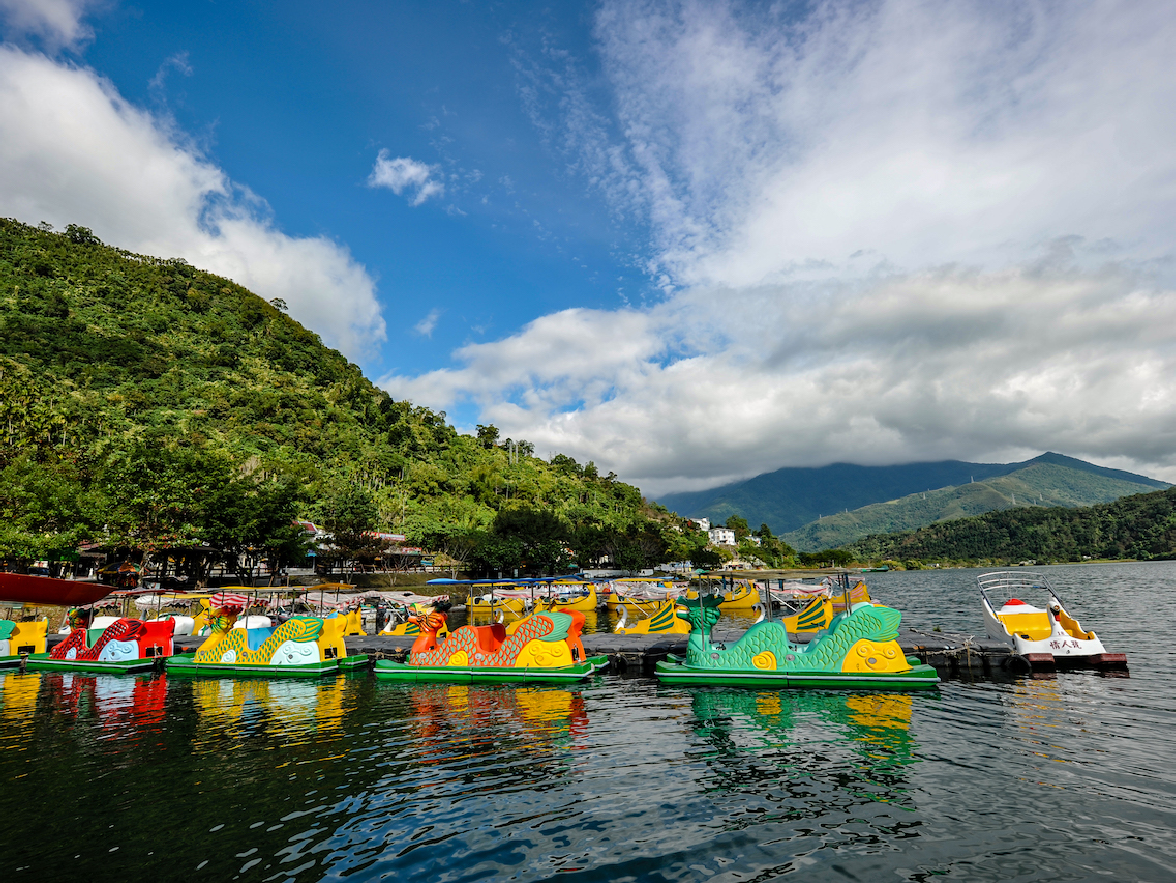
[209,591,249,610]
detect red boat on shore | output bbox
[0,573,112,606]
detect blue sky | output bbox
[2,1,1176,495]
[83,1,647,385]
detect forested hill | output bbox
[846,486,1176,564]
[782,456,1166,551]
[657,453,1166,536]
[0,218,693,578]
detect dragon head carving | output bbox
[677,593,723,632]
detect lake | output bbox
[2,561,1174,881]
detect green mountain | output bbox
[0,218,689,580]
[657,452,1166,541]
[782,456,1169,550]
[846,486,1176,564]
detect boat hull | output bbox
[25,653,159,674]
[0,573,111,606]
[373,656,605,684]
[654,659,940,690]
[165,651,352,678]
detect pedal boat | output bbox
[0,619,48,666]
[614,598,690,635]
[532,582,598,613]
[27,615,175,673]
[655,593,939,690]
[685,576,761,610]
[165,592,367,677]
[375,605,607,683]
[978,571,1126,668]
[379,602,451,637]
[605,577,680,613]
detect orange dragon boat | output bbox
[374,602,608,683]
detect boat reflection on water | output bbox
[400,683,588,758]
[688,689,924,809]
[0,669,40,722]
[35,672,169,732]
[187,675,354,745]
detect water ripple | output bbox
[2,562,1175,880]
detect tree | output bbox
[476,424,500,449]
[315,483,381,572]
[487,508,572,575]
[204,475,309,582]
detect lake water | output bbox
[2,562,1174,881]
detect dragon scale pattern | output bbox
[412,614,558,667]
[194,617,323,664]
[682,596,904,672]
[50,619,144,660]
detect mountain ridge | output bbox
[656,452,1168,539]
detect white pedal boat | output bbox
[978,571,1125,667]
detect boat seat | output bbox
[1055,610,1093,640]
[246,626,279,652]
[473,623,507,654]
[997,612,1051,642]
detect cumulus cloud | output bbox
[0,0,97,50]
[386,0,1176,493]
[386,255,1176,495]
[0,47,385,358]
[367,150,444,205]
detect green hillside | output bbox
[656,457,1018,534]
[0,218,699,581]
[783,459,1166,550]
[846,486,1176,564]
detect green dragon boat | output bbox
[655,592,939,690]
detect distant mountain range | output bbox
[655,453,1169,551]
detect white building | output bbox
[743,535,762,547]
[692,517,711,532]
[708,527,737,545]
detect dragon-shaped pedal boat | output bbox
[655,594,940,690]
[374,604,608,683]
[166,594,366,677]
[26,612,174,673]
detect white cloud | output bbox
[0,0,97,49]
[367,150,444,205]
[414,308,441,338]
[0,47,385,358]
[590,0,1176,287]
[387,1,1176,494]
[385,256,1176,496]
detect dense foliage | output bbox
[846,487,1176,564]
[0,219,683,581]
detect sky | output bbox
[1,0,1175,497]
